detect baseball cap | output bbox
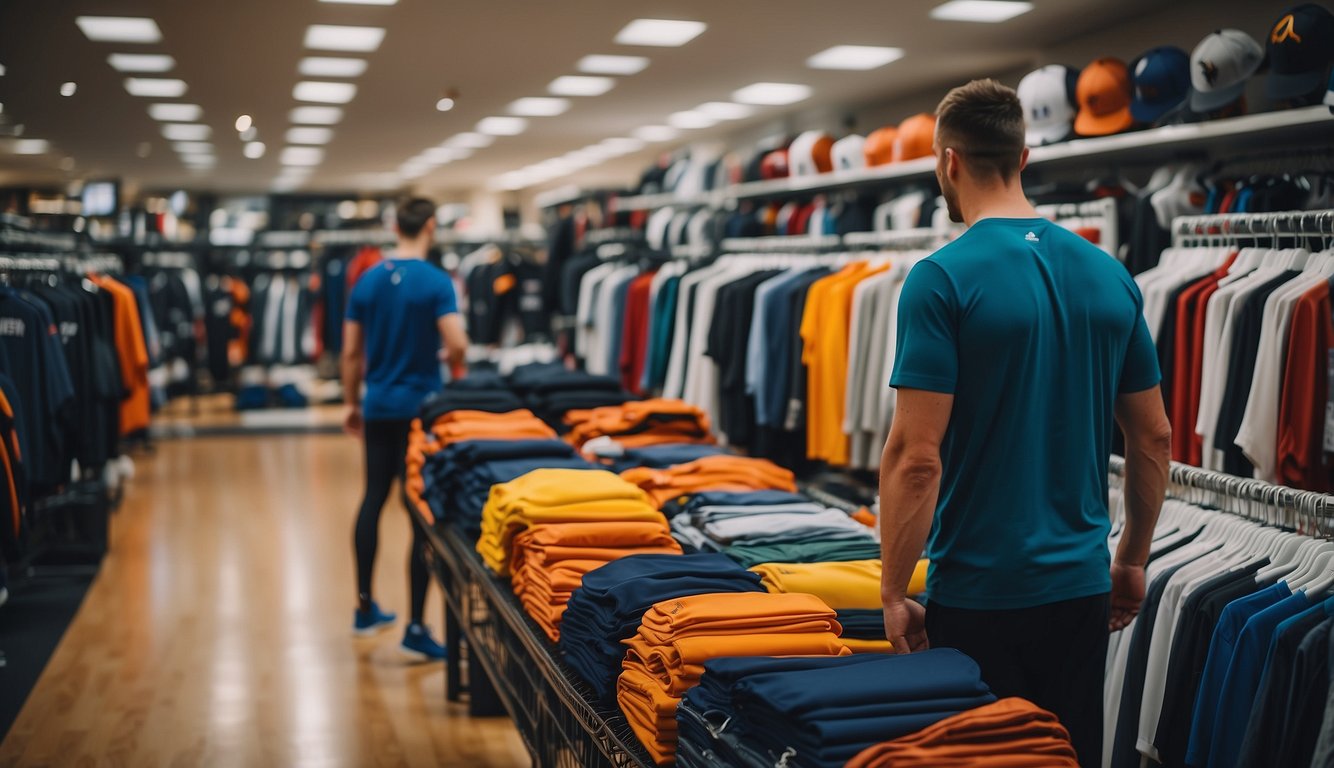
[832,134,866,171]
[863,126,898,166]
[789,131,835,176]
[1189,29,1264,112]
[1130,47,1191,123]
[1017,65,1079,146]
[1074,58,1135,137]
[1266,5,1334,101]
[760,149,789,180]
[892,114,936,162]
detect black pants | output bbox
[926,593,1110,767]
[354,419,428,624]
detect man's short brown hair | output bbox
[396,197,437,239]
[935,79,1026,180]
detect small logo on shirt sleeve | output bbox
[1025,231,1040,242]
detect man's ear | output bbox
[1018,146,1030,173]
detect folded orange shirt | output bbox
[566,399,716,450]
[638,592,837,635]
[621,455,798,507]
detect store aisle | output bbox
[0,434,528,768]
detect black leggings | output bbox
[354,419,428,624]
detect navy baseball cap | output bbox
[1266,4,1334,101]
[1130,47,1191,123]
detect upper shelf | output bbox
[615,106,1334,212]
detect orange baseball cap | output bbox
[1074,58,1135,136]
[892,113,936,162]
[863,126,898,166]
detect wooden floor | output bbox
[0,433,529,768]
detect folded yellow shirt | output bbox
[751,558,929,606]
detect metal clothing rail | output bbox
[1172,209,1334,247]
[842,227,951,249]
[1108,456,1334,538]
[720,234,842,253]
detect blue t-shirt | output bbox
[890,217,1160,610]
[345,258,459,420]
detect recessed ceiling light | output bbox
[60,82,77,97]
[806,45,905,70]
[435,97,455,112]
[633,125,680,142]
[319,0,398,5]
[614,19,706,47]
[11,139,50,155]
[75,16,163,44]
[548,75,614,97]
[173,142,213,154]
[107,53,175,73]
[577,54,650,75]
[423,146,468,162]
[668,110,717,130]
[444,132,493,149]
[149,103,202,122]
[289,106,343,125]
[125,78,187,98]
[184,157,216,168]
[298,57,367,78]
[235,114,252,132]
[731,82,812,106]
[929,0,1033,22]
[243,141,266,159]
[476,116,528,136]
[696,101,754,120]
[179,149,214,161]
[600,137,645,155]
[161,123,211,141]
[286,127,333,145]
[508,97,571,117]
[293,81,357,104]
[303,25,386,53]
[281,146,325,166]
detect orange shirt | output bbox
[90,274,150,435]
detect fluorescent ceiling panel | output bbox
[289,106,344,125]
[548,76,614,96]
[11,139,50,155]
[243,142,267,159]
[124,78,187,98]
[75,16,162,44]
[929,0,1034,22]
[806,45,905,70]
[476,116,528,136]
[731,82,812,105]
[161,123,212,141]
[148,103,202,122]
[303,25,386,52]
[319,0,397,4]
[423,146,469,162]
[614,19,706,47]
[443,132,494,149]
[172,141,213,153]
[668,110,717,129]
[281,146,325,166]
[298,57,368,77]
[633,125,680,142]
[696,101,753,120]
[577,55,649,75]
[293,81,357,104]
[508,97,571,117]
[285,127,334,145]
[107,53,175,72]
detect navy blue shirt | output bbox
[346,259,459,420]
[890,218,1160,610]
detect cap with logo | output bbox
[1129,47,1191,124]
[892,113,936,162]
[760,149,789,180]
[832,134,866,172]
[863,126,898,166]
[789,131,835,176]
[1266,4,1334,102]
[1017,65,1079,146]
[1188,29,1264,112]
[1074,57,1135,137]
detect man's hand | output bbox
[1109,561,1146,631]
[883,599,929,654]
[343,405,364,438]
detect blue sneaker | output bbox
[400,622,448,662]
[353,602,396,636]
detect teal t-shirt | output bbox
[890,218,1160,610]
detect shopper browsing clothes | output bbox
[876,79,1172,766]
[342,198,469,660]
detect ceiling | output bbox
[0,0,1167,198]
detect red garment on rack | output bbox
[1278,281,1333,492]
[1170,252,1238,462]
[345,245,383,292]
[618,271,656,395]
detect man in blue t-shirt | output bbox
[877,79,1171,766]
[343,198,468,659]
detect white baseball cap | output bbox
[1188,29,1264,112]
[832,135,866,171]
[789,131,832,177]
[1017,65,1078,147]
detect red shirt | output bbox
[1278,281,1333,492]
[618,271,657,394]
[1171,252,1238,462]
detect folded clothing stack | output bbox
[559,553,765,703]
[565,399,716,452]
[679,649,996,768]
[844,697,1078,768]
[585,440,725,473]
[618,592,850,765]
[419,439,592,532]
[417,380,522,425]
[723,538,883,568]
[511,369,638,431]
[509,521,682,642]
[475,468,664,576]
[620,455,797,508]
[669,494,874,554]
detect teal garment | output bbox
[644,274,681,390]
[723,539,883,569]
[890,218,1160,610]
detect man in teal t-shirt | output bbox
[877,79,1172,767]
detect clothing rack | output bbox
[0,228,78,251]
[140,251,196,269]
[1036,197,1120,221]
[1108,456,1334,538]
[313,229,395,247]
[1172,208,1334,247]
[0,255,63,272]
[720,234,842,253]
